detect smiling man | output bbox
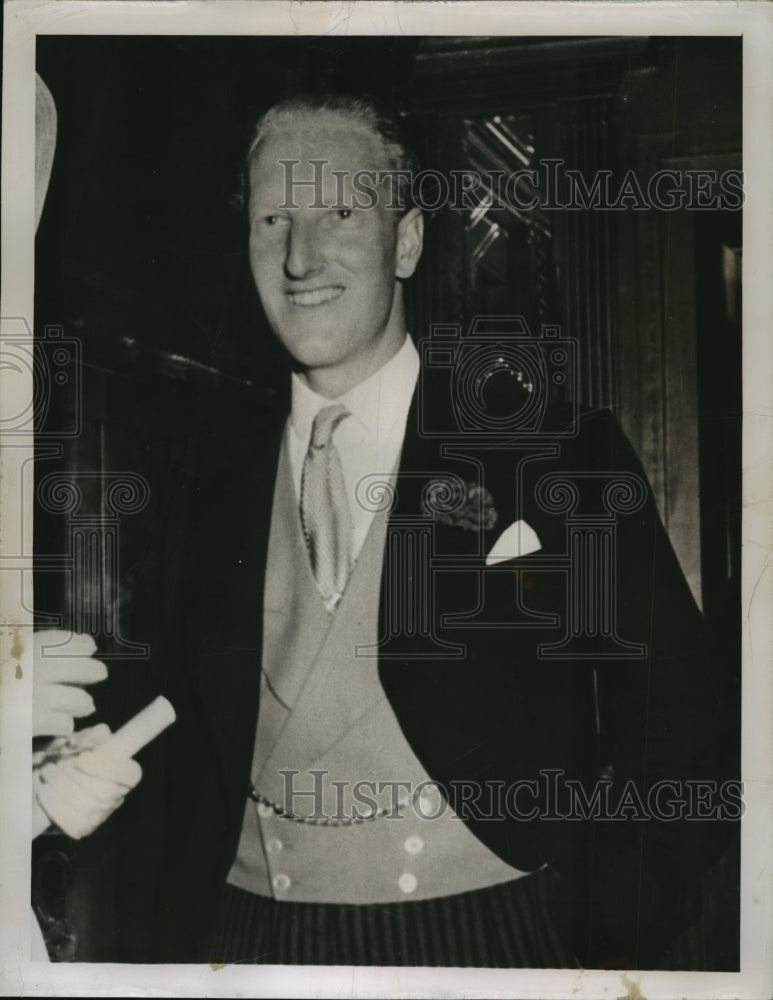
[246,103,423,398]
[154,93,734,969]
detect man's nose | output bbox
[284,221,324,279]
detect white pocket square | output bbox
[486,519,542,566]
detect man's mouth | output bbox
[286,286,344,307]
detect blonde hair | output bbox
[246,93,418,212]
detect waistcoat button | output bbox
[266,837,283,855]
[404,835,424,855]
[398,872,417,894]
[273,873,291,892]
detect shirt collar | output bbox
[290,335,420,448]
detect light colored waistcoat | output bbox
[227,439,529,904]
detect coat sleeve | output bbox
[529,408,739,969]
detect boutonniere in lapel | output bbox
[420,476,498,532]
[419,476,543,564]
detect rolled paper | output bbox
[105,695,176,758]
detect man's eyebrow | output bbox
[250,192,283,207]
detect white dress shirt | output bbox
[287,335,420,562]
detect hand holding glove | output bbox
[33,723,142,839]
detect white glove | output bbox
[33,724,142,840]
[33,630,108,738]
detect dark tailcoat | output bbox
[148,362,734,968]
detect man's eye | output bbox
[263,214,287,226]
[335,208,352,220]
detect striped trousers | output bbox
[208,868,578,967]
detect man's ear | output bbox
[395,207,424,279]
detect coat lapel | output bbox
[375,367,592,814]
[375,368,509,660]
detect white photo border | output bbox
[1,2,771,997]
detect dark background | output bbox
[33,35,741,966]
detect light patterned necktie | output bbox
[300,404,353,613]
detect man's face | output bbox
[247,113,422,395]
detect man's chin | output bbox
[281,338,348,374]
